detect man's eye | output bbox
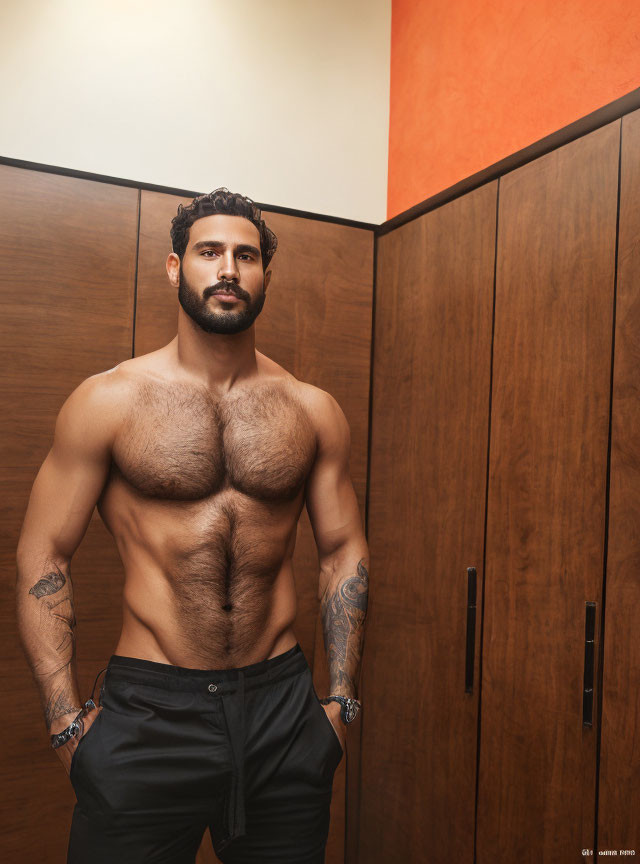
[202,250,217,257]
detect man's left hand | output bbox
[323,699,347,753]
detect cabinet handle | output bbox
[583,601,596,726]
[465,567,477,694]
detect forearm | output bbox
[319,545,369,699]
[15,551,82,734]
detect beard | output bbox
[177,263,266,335]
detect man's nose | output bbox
[218,251,239,282]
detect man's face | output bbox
[173,214,270,335]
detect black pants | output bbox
[67,643,344,863]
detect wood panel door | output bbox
[477,122,620,862]
[359,181,497,863]
[598,108,640,855]
[1,166,138,862]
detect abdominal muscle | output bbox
[114,567,299,671]
[100,479,302,671]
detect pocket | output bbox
[69,709,103,782]
[310,680,344,758]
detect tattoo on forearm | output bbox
[321,557,369,698]
[28,563,66,598]
[24,559,80,730]
[45,688,80,729]
[49,595,77,653]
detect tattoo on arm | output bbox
[28,563,66,598]
[23,560,81,731]
[45,689,80,729]
[321,557,369,699]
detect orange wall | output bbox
[388,0,640,219]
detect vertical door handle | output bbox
[583,601,596,726]
[465,567,477,694]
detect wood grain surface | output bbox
[6,118,636,864]
[477,121,620,863]
[1,166,138,862]
[359,181,497,863]
[598,108,640,856]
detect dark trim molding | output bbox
[253,200,377,232]
[3,84,640,237]
[0,155,378,232]
[377,85,640,236]
[0,155,202,200]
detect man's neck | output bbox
[172,311,259,392]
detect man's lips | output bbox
[211,292,240,300]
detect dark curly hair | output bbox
[170,187,278,271]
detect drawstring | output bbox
[217,669,247,850]
[90,666,109,707]
[89,660,250,851]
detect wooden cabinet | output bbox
[361,118,637,862]
[477,121,620,862]
[359,181,497,863]
[598,108,640,856]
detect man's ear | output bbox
[166,252,181,288]
[264,268,272,293]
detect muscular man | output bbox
[16,188,369,863]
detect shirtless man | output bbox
[16,188,369,863]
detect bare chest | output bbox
[111,378,317,502]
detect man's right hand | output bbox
[51,705,103,776]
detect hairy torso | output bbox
[96,353,317,669]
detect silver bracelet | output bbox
[50,699,96,750]
[319,695,361,724]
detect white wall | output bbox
[0,0,390,223]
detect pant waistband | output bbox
[95,642,308,852]
[103,642,306,694]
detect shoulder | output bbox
[255,352,347,428]
[56,361,134,436]
[290,380,351,455]
[292,380,344,419]
[82,359,139,403]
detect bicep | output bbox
[304,391,363,560]
[17,376,119,564]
